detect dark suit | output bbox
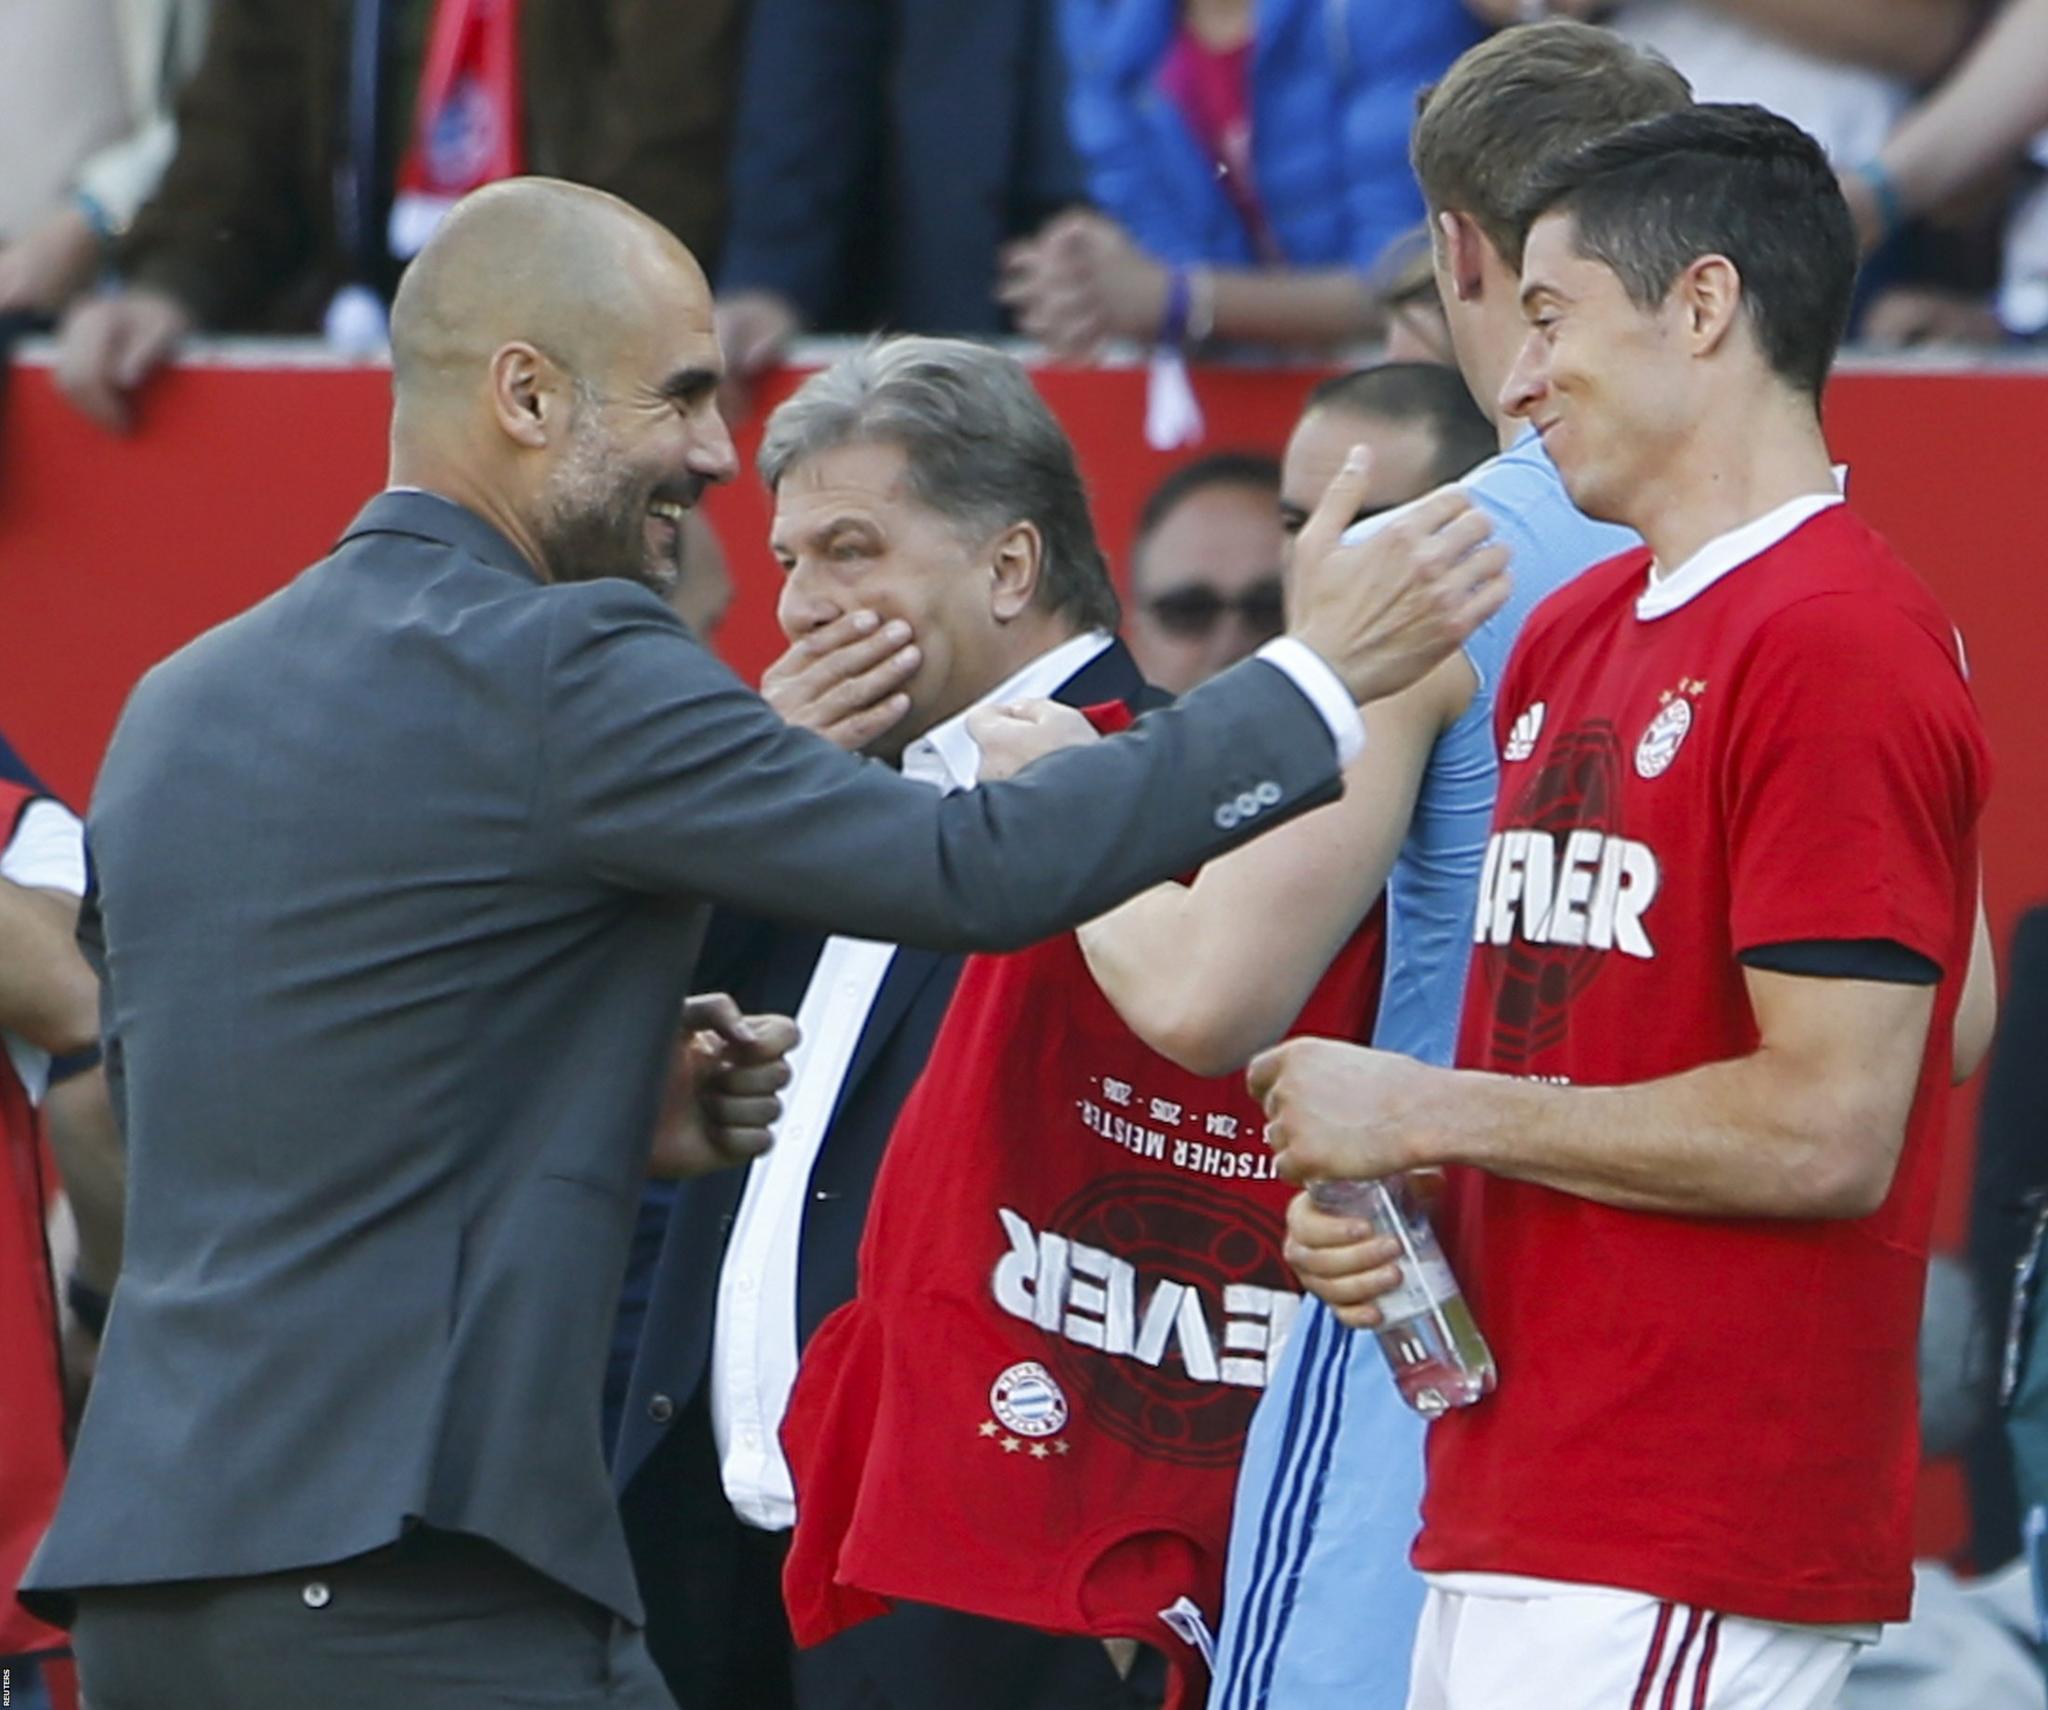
[24,493,1340,1706]
[615,643,1159,1709]
[717,0,1081,335]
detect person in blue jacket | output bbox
[1001,0,1487,357]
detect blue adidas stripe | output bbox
[1247,1323,1353,1708]
[1216,1303,1352,1708]
[1215,1307,1330,1707]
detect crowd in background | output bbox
[3,0,2048,439]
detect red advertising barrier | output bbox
[3,346,2043,1557]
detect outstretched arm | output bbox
[547,472,1509,953]
[1078,655,1464,1076]
[1844,0,2048,247]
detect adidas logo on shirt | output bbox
[1503,701,1546,763]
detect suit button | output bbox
[1235,790,1261,819]
[648,1393,675,1425]
[302,1581,331,1609]
[1254,780,1282,807]
[1214,803,1241,831]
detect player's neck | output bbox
[1637,399,1837,579]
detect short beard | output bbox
[536,404,675,597]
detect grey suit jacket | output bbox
[23,491,1341,1625]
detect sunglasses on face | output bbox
[1142,577,1286,640]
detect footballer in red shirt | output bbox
[1251,105,1992,1710]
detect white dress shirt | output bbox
[707,627,1362,1527]
[709,630,1116,1529]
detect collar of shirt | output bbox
[900,631,1116,792]
[1636,467,1850,622]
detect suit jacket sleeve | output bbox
[712,0,888,319]
[536,584,1343,952]
[115,0,312,328]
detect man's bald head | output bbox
[389,177,711,407]
[382,176,736,595]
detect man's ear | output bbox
[1678,254,1744,360]
[990,521,1046,623]
[1438,210,1488,305]
[487,341,567,450]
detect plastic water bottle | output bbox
[1311,1175,1496,1416]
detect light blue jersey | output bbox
[1206,433,1635,1710]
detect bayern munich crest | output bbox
[990,1362,1069,1438]
[1635,697,1693,779]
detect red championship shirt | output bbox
[1416,499,1991,1626]
[783,715,1385,1706]
[0,780,73,1661]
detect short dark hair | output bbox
[1134,452,1282,547]
[1515,104,1857,401]
[1412,21,1692,269]
[1305,362,1497,486]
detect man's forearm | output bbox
[1208,268,1383,349]
[1701,0,1975,83]
[0,880,97,1055]
[43,1068,123,1292]
[1432,1049,1906,1220]
[1882,0,2048,215]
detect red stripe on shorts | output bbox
[1659,1608,1705,1710]
[1628,1603,1675,1710]
[1689,1614,1724,1710]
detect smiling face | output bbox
[533,254,737,597]
[771,439,1018,759]
[1498,209,1696,527]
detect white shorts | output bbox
[1406,1577,1869,1710]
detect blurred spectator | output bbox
[668,511,735,643]
[0,3,130,288]
[1840,0,2048,340]
[713,0,1082,401]
[1520,1,1979,165]
[1505,0,1998,348]
[1126,360,1494,695]
[1371,227,1458,367]
[1968,906,2048,1567]
[999,0,1485,359]
[0,0,212,324]
[1125,453,1283,693]
[1841,1560,2044,1709]
[1276,363,1496,544]
[1837,1256,2043,1710]
[55,0,746,430]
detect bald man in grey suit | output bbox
[23,179,1510,1707]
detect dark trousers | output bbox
[69,1527,676,1710]
[630,1398,1150,1710]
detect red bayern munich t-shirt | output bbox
[781,712,1386,1708]
[1417,500,1991,1625]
